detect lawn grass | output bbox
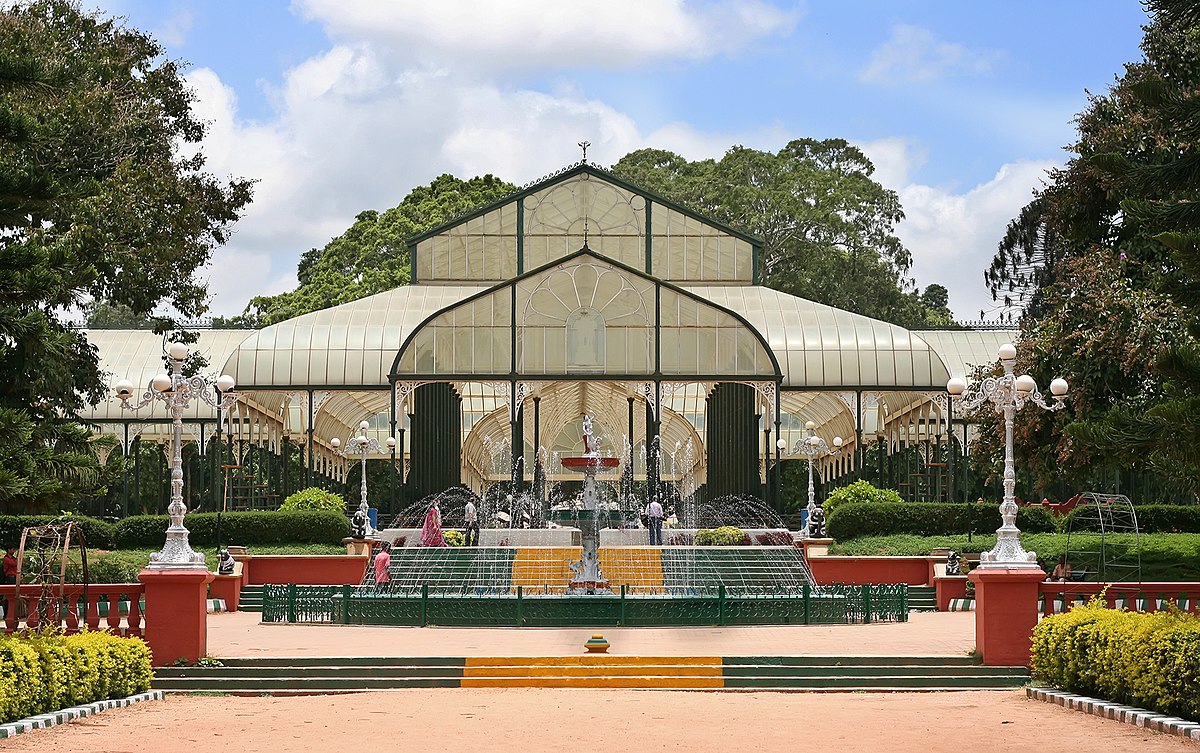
[828,533,1200,581]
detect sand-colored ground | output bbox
[206,609,978,657]
[11,689,1198,753]
[12,612,1192,750]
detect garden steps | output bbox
[238,584,265,613]
[153,655,1028,693]
[906,585,937,611]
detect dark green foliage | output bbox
[612,141,952,329]
[113,511,348,549]
[825,501,1056,539]
[240,174,516,326]
[0,514,115,550]
[977,0,1200,497]
[0,0,251,511]
[1065,505,1200,534]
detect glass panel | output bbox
[523,174,645,270]
[516,257,654,375]
[650,203,754,282]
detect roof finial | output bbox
[578,140,590,164]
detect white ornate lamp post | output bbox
[114,342,238,571]
[947,343,1068,569]
[332,420,396,536]
[786,421,843,534]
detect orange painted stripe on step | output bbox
[462,664,723,678]
[464,656,722,667]
[459,676,725,689]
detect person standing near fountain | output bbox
[373,541,392,590]
[464,497,479,546]
[646,497,664,545]
[421,498,447,547]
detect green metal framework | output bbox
[261,583,908,627]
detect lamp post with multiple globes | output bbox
[782,421,843,535]
[332,420,396,535]
[114,342,238,571]
[946,343,1068,568]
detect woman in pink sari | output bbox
[420,498,447,547]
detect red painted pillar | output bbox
[969,568,1045,666]
[138,569,214,666]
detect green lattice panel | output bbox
[622,596,721,626]
[520,596,623,626]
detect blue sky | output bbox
[94,1,1148,321]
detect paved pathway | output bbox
[15,690,1198,753]
[207,609,977,657]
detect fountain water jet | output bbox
[560,415,620,594]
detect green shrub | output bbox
[695,526,748,546]
[64,551,149,583]
[0,631,153,723]
[279,487,346,514]
[823,481,903,512]
[114,510,348,549]
[443,530,465,547]
[1064,504,1200,534]
[1031,600,1200,721]
[0,515,116,550]
[826,501,1056,539]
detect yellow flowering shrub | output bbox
[1032,598,1200,721]
[0,630,153,723]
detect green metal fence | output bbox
[261,583,909,627]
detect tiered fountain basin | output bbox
[559,455,621,472]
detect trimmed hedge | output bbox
[114,510,349,549]
[0,515,116,550]
[1031,600,1200,721]
[826,501,1057,539]
[1065,504,1200,534]
[0,631,153,724]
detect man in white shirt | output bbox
[464,499,479,546]
[646,498,664,546]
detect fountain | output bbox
[558,415,620,594]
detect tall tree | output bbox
[1064,0,1200,495]
[0,1,252,511]
[973,0,1199,498]
[240,174,515,326]
[613,140,945,328]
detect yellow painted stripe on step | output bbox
[460,676,725,689]
[465,656,722,667]
[509,547,579,589]
[598,547,664,590]
[462,664,723,678]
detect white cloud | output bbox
[854,136,927,192]
[896,160,1056,321]
[153,8,192,47]
[293,0,799,69]
[860,23,1003,84]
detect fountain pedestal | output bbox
[560,454,620,594]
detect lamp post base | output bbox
[146,530,207,571]
[968,568,1046,666]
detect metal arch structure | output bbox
[1064,493,1142,583]
[15,521,89,630]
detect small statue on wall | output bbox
[946,550,962,576]
[217,548,235,575]
[350,503,371,539]
[807,506,826,538]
